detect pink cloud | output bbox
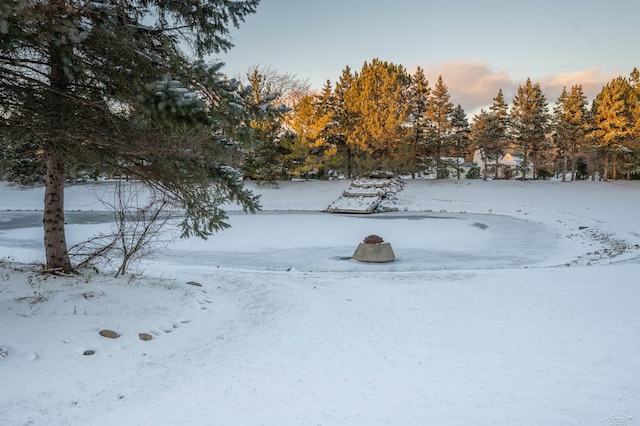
[412,61,625,116]
[416,61,516,114]
[538,68,619,104]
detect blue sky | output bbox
[218,0,639,113]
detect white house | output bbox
[472,149,523,179]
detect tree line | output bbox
[244,59,640,182]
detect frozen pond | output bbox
[0,210,562,272]
[0,210,560,272]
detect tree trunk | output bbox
[562,155,567,182]
[570,152,576,182]
[521,147,528,181]
[43,152,73,272]
[482,151,488,181]
[532,152,537,180]
[42,20,73,272]
[612,155,617,180]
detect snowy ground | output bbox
[0,179,639,426]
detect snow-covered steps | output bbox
[326,178,404,214]
[325,194,380,214]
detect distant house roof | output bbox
[499,153,520,166]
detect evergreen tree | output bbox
[488,89,511,179]
[242,68,291,181]
[630,68,640,136]
[407,66,431,175]
[450,104,471,179]
[584,100,605,180]
[590,76,635,180]
[552,85,588,181]
[425,76,455,178]
[317,80,335,120]
[329,67,357,177]
[623,68,640,179]
[552,88,570,181]
[0,0,267,272]
[471,109,501,180]
[284,93,334,178]
[510,78,550,180]
[314,80,341,177]
[470,90,510,180]
[344,59,411,174]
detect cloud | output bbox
[538,68,618,104]
[416,61,516,115]
[413,61,624,117]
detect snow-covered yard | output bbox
[1,179,639,425]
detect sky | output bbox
[218,0,639,115]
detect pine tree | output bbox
[469,90,509,180]
[0,0,266,272]
[284,94,334,178]
[510,78,550,180]
[553,85,588,181]
[407,66,431,175]
[450,105,471,179]
[343,59,411,174]
[623,68,640,179]
[329,67,357,178]
[313,80,341,177]
[471,109,501,180]
[425,76,455,178]
[630,68,640,136]
[242,68,292,181]
[552,88,570,181]
[317,80,335,120]
[590,76,635,180]
[488,89,511,179]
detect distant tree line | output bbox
[240,60,640,182]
